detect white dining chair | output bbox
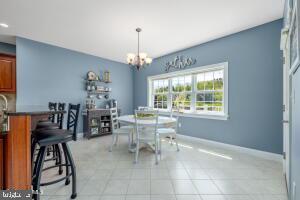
[157,108,180,159]
[109,107,134,152]
[134,109,160,164]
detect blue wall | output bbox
[133,20,283,154]
[16,37,133,132]
[0,42,16,55]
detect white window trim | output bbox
[147,62,229,120]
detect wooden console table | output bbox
[83,108,120,139]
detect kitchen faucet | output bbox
[0,94,8,111]
[0,94,9,132]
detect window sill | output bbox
[158,111,229,120]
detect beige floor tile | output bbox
[150,195,176,200]
[172,180,198,194]
[223,195,252,200]
[80,180,107,195]
[249,194,288,200]
[111,169,133,179]
[100,195,126,200]
[151,180,175,194]
[169,169,190,179]
[103,180,130,195]
[127,180,151,195]
[186,169,210,179]
[192,180,221,195]
[151,169,170,179]
[213,180,247,194]
[201,195,226,200]
[126,195,151,200]
[176,195,202,200]
[131,169,151,179]
[90,169,113,180]
[42,136,286,199]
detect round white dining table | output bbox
[117,115,176,126]
[117,115,177,152]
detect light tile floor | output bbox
[41,135,288,200]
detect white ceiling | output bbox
[0,0,284,63]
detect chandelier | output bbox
[127,28,152,70]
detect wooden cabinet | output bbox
[83,109,113,139]
[0,54,16,93]
[0,138,3,189]
[83,109,121,139]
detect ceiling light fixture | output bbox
[127,28,152,70]
[0,23,8,28]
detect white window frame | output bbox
[147,62,229,120]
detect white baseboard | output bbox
[76,132,282,162]
[177,134,283,163]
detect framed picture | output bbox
[289,0,300,74]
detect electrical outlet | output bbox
[178,123,182,128]
[293,182,296,200]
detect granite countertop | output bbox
[5,106,66,116]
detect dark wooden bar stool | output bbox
[36,102,66,130]
[32,104,80,200]
[31,103,66,174]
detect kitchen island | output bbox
[0,107,65,190]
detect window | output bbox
[153,79,168,110]
[148,62,228,120]
[195,70,223,112]
[171,75,192,111]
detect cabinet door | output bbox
[0,54,16,93]
[0,138,3,189]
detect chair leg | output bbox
[134,140,139,164]
[128,132,132,150]
[47,146,51,156]
[109,133,116,152]
[53,145,58,164]
[62,143,70,185]
[32,143,42,180]
[159,138,162,160]
[62,143,77,199]
[55,144,63,175]
[155,135,158,165]
[170,135,173,145]
[31,139,38,175]
[32,146,47,200]
[115,134,119,146]
[175,135,180,152]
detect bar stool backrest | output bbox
[48,102,57,123]
[67,103,80,141]
[57,103,66,129]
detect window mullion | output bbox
[191,74,196,113]
[167,78,172,111]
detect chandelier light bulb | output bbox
[139,53,147,59]
[145,57,152,64]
